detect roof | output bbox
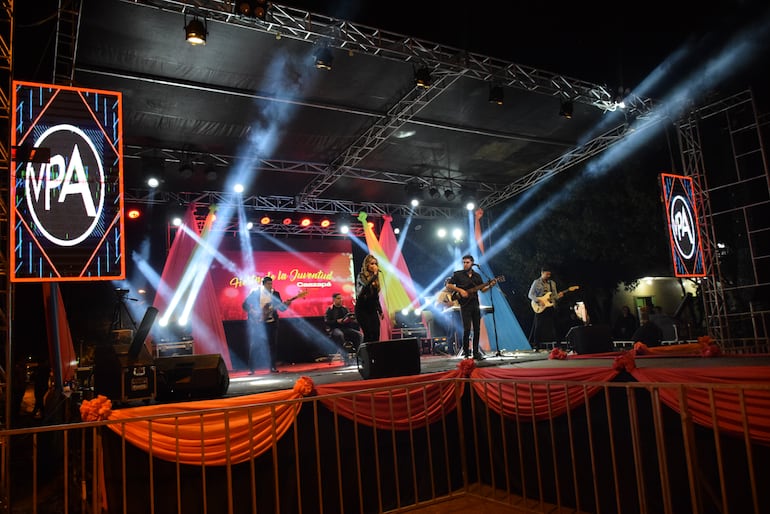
[14,0,770,224]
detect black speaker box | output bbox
[94,344,157,403]
[357,338,421,379]
[155,354,230,400]
[566,325,614,354]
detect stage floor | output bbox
[225,349,549,397]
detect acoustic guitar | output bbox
[531,285,579,313]
[451,275,505,306]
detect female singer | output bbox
[355,254,384,342]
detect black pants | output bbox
[460,304,481,356]
[530,308,557,349]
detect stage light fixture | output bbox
[178,161,194,179]
[559,98,573,119]
[320,218,331,228]
[315,46,333,70]
[260,215,271,225]
[428,186,440,199]
[127,208,142,220]
[444,189,455,201]
[415,67,432,89]
[184,17,207,46]
[300,217,312,227]
[488,84,504,105]
[282,217,292,225]
[147,177,160,188]
[236,0,269,20]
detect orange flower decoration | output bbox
[633,342,649,355]
[612,352,636,372]
[458,358,476,377]
[293,376,315,396]
[79,394,113,421]
[549,348,568,360]
[701,343,722,358]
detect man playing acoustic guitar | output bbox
[446,255,498,360]
[243,276,306,373]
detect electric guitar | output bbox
[258,290,309,322]
[531,286,579,314]
[451,275,505,306]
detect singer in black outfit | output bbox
[447,254,491,360]
[355,254,384,342]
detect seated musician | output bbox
[324,292,363,354]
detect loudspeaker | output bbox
[94,344,156,403]
[155,354,230,400]
[357,338,421,379]
[566,325,614,354]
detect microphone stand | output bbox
[476,266,501,357]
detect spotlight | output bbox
[315,47,333,70]
[300,217,312,227]
[147,177,160,188]
[127,208,142,220]
[428,187,440,199]
[178,161,193,179]
[236,0,269,20]
[260,215,271,225]
[184,17,207,46]
[559,98,573,119]
[415,67,432,89]
[444,189,455,201]
[282,217,292,225]
[320,218,331,228]
[488,84,504,105]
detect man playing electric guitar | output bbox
[446,255,500,360]
[242,276,306,373]
[527,266,577,351]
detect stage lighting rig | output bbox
[184,16,207,46]
[236,0,270,21]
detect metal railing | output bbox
[1,372,769,513]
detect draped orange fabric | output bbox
[315,369,464,429]
[630,365,770,444]
[100,359,770,468]
[470,367,620,420]
[106,387,307,465]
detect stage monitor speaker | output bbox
[128,306,158,359]
[566,325,614,355]
[155,354,230,400]
[358,338,420,379]
[94,343,156,403]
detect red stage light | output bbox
[300,218,311,227]
[320,219,331,228]
[260,216,271,225]
[127,208,141,219]
[282,217,292,225]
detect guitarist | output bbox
[446,255,492,360]
[242,276,298,374]
[527,266,560,351]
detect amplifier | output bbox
[154,339,194,358]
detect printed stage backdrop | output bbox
[209,250,356,320]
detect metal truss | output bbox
[299,71,464,199]
[112,1,640,114]
[479,115,664,208]
[0,0,12,432]
[52,0,83,85]
[124,189,458,219]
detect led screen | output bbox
[660,173,706,277]
[10,81,124,282]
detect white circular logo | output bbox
[670,194,695,260]
[25,124,105,246]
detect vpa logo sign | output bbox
[25,124,105,247]
[670,194,695,260]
